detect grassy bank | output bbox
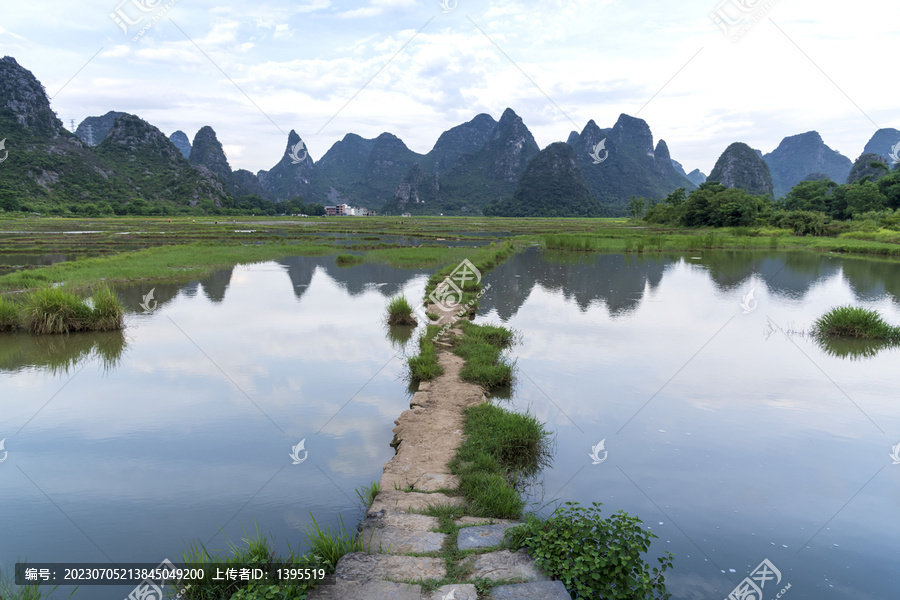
[0,243,334,292]
[540,227,900,258]
[0,285,124,334]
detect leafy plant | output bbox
[507,502,674,600]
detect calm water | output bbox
[2,249,899,600]
[1,256,429,599]
[476,248,900,600]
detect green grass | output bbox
[14,284,125,334]
[386,295,417,325]
[355,480,381,510]
[812,305,900,341]
[450,321,515,388]
[304,514,363,570]
[0,243,334,292]
[334,253,364,267]
[407,325,445,380]
[449,402,552,519]
[0,295,20,332]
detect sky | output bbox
[0,0,897,175]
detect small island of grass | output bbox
[812,305,900,342]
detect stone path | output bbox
[308,303,570,600]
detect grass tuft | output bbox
[387,295,417,325]
[812,305,900,341]
[335,253,364,267]
[18,285,124,334]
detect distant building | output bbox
[325,204,375,216]
[401,212,411,217]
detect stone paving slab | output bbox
[369,490,464,514]
[457,523,521,550]
[461,550,549,582]
[360,526,446,554]
[414,472,459,491]
[306,579,422,600]
[426,584,478,600]
[334,553,446,582]
[488,581,571,600]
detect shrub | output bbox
[507,502,674,600]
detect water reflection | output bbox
[475,248,900,600]
[0,330,126,374]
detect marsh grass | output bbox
[451,321,515,388]
[450,402,552,519]
[21,285,124,334]
[335,253,364,267]
[408,325,444,380]
[0,295,20,332]
[812,305,900,342]
[387,295,417,325]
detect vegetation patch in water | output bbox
[386,294,417,325]
[0,285,125,334]
[812,305,900,341]
[334,253,363,267]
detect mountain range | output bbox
[2,55,898,217]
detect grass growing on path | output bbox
[450,321,515,388]
[450,402,552,519]
[407,324,444,381]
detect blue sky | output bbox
[1,0,896,175]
